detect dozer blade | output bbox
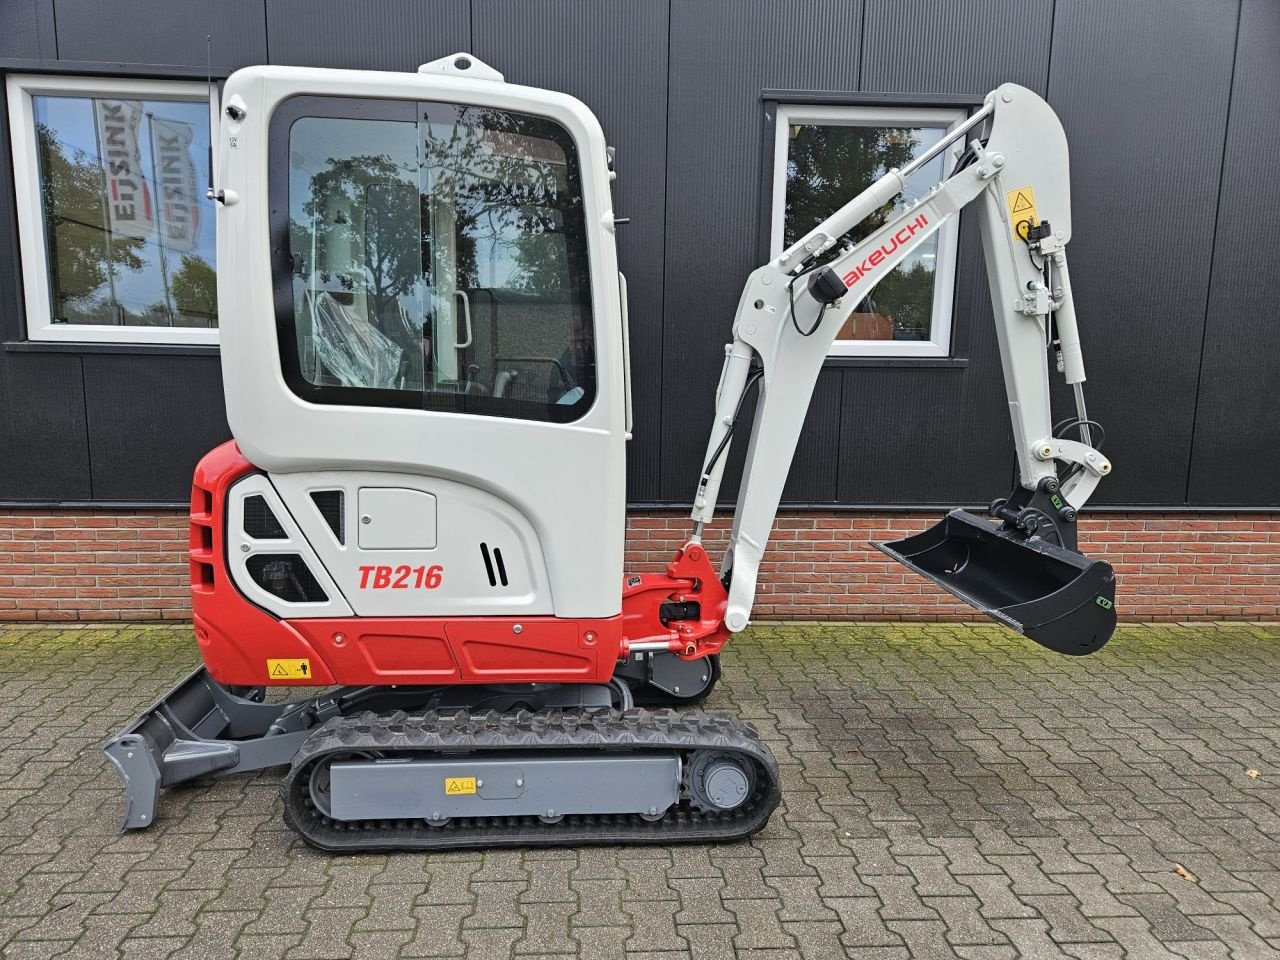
[875,508,1116,656]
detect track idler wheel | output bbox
[687,750,754,812]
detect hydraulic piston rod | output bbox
[775,99,994,274]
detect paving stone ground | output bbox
[2,622,1279,959]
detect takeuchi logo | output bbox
[841,214,929,287]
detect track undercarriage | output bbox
[105,655,779,849]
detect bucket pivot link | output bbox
[876,477,1116,656]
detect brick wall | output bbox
[0,511,191,622]
[1,508,1277,622]
[627,512,1280,621]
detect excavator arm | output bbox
[688,83,1116,655]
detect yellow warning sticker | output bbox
[445,777,477,795]
[1007,186,1039,240]
[267,658,311,680]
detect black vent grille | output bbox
[244,495,286,539]
[246,554,327,603]
[480,543,509,587]
[310,490,345,544]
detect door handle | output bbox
[454,290,473,349]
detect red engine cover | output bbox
[189,442,624,687]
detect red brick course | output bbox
[0,508,1276,622]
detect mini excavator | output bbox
[106,54,1115,849]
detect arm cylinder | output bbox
[1051,250,1086,385]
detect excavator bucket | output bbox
[876,509,1116,656]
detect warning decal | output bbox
[445,777,477,795]
[1006,186,1039,240]
[267,658,311,679]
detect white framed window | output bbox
[6,74,219,345]
[770,104,966,358]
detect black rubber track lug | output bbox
[280,707,781,852]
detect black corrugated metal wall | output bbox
[0,0,1275,508]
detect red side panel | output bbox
[446,619,601,679]
[188,441,623,687]
[287,617,621,685]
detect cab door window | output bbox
[274,96,595,423]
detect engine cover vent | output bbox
[310,490,345,544]
[243,494,286,539]
[246,554,328,603]
[479,542,509,587]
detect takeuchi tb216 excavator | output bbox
[106,54,1116,850]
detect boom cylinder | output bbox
[691,340,754,526]
[775,172,905,274]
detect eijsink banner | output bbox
[93,99,153,241]
[149,116,200,253]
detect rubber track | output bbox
[281,707,781,852]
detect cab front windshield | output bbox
[278,97,594,422]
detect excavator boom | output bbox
[690,83,1115,653]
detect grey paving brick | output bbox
[1115,891,1220,942]
[169,910,258,960]
[569,924,629,958]
[721,898,795,951]
[1047,872,1142,919]
[825,897,903,949]
[570,877,628,927]
[668,877,734,926]
[1,940,79,960]
[463,881,526,929]
[803,855,877,898]
[420,861,482,905]
[623,898,686,952]
[348,929,415,958]
[458,925,522,959]
[520,860,577,905]
[675,923,740,960]
[953,873,1039,920]
[514,902,576,955]
[766,874,838,923]
[352,883,419,932]
[400,903,469,957]
[285,907,365,959]
[953,947,1019,960]
[118,936,186,960]
[923,895,1008,947]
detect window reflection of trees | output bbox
[785,124,939,341]
[37,121,145,323]
[291,106,589,398]
[292,112,578,297]
[35,116,217,328]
